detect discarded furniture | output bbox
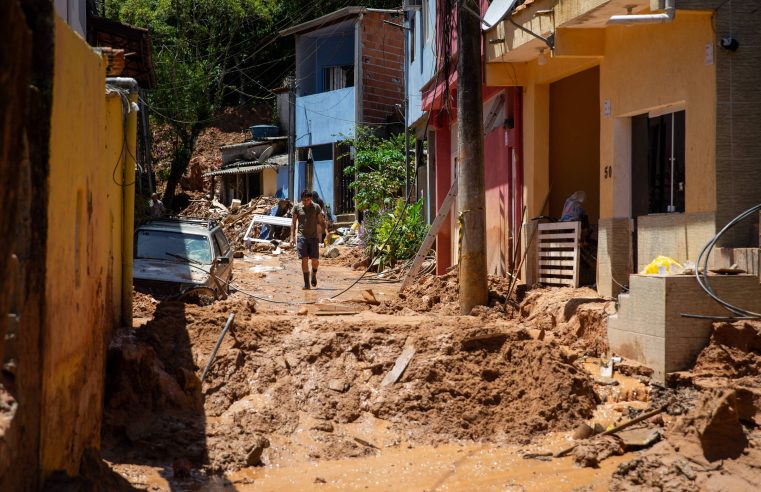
[243,214,293,246]
[536,221,581,287]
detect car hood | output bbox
[133,258,210,284]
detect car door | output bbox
[212,229,233,283]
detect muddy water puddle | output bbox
[113,435,628,491]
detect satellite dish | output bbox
[257,146,274,164]
[482,0,519,31]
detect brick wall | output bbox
[360,12,404,125]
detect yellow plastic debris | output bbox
[640,256,683,275]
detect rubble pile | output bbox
[610,321,761,491]
[180,196,287,250]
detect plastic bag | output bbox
[640,256,683,275]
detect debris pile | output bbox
[373,269,516,317]
[181,196,288,250]
[518,287,613,356]
[610,321,761,491]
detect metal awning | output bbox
[203,155,288,177]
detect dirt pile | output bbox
[691,321,761,380]
[105,298,600,473]
[611,389,761,491]
[152,105,273,193]
[518,287,613,356]
[320,245,366,268]
[573,435,625,468]
[374,270,515,318]
[611,321,761,491]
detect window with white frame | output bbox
[323,65,354,91]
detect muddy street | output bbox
[101,249,661,490]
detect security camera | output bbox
[720,37,739,52]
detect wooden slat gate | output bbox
[536,221,581,287]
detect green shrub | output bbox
[362,198,428,271]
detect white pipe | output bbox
[608,0,675,24]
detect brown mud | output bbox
[611,321,761,491]
[104,256,760,490]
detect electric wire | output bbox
[681,202,761,320]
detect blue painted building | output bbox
[405,0,438,224]
[281,7,405,217]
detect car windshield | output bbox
[135,230,212,265]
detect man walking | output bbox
[291,190,325,289]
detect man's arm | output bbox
[290,210,298,243]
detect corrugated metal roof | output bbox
[203,154,288,177]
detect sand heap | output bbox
[104,301,599,473]
[611,321,761,491]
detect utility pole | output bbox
[403,9,410,202]
[456,0,488,313]
[286,75,296,201]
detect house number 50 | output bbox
[603,166,613,179]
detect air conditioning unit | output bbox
[404,0,423,11]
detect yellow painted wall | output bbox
[41,17,132,476]
[549,67,600,223]
[599,11,716,219]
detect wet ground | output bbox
[108,248,668,491]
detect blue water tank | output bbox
[249,125,279,140]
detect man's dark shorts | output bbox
[296,237,320,259]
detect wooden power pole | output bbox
[456,0,488,313]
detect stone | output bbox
[245,436,270,466]
[328,379,349,392]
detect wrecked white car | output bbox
[133,217,233,300]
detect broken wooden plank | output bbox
[400,178,458,291]
[314,311,359,316]
[381,345,416,386]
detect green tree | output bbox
[108,0,276,207]
[340,126,412,214]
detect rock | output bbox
[328,379,349,392]
[233,250,244,258]
[314,477,327,484]
[572,435,625,467]
[323,246,340,258]
[246,299,257,313]
[297,306,308,316]
[573,422,595,440]
[311,421,334,432]
[617,427,661,449]
[245,436,270,466]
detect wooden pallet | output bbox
[536,221,581,287]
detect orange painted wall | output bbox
[549,67,600,223]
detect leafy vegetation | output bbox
[340,126,428,268]
[340,126,411,214]
[361,198,428,271]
